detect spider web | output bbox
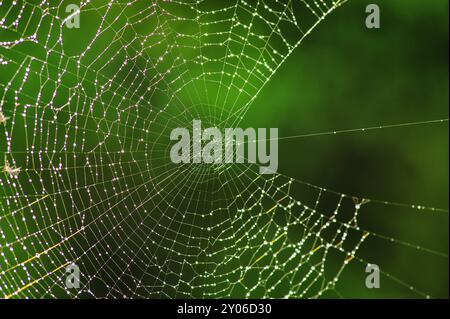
[0,0,447,299]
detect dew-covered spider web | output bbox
[0,0,448,298]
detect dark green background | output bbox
[0,0,448,298]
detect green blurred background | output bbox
[242,0,449,297]
[0,0,448,299]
